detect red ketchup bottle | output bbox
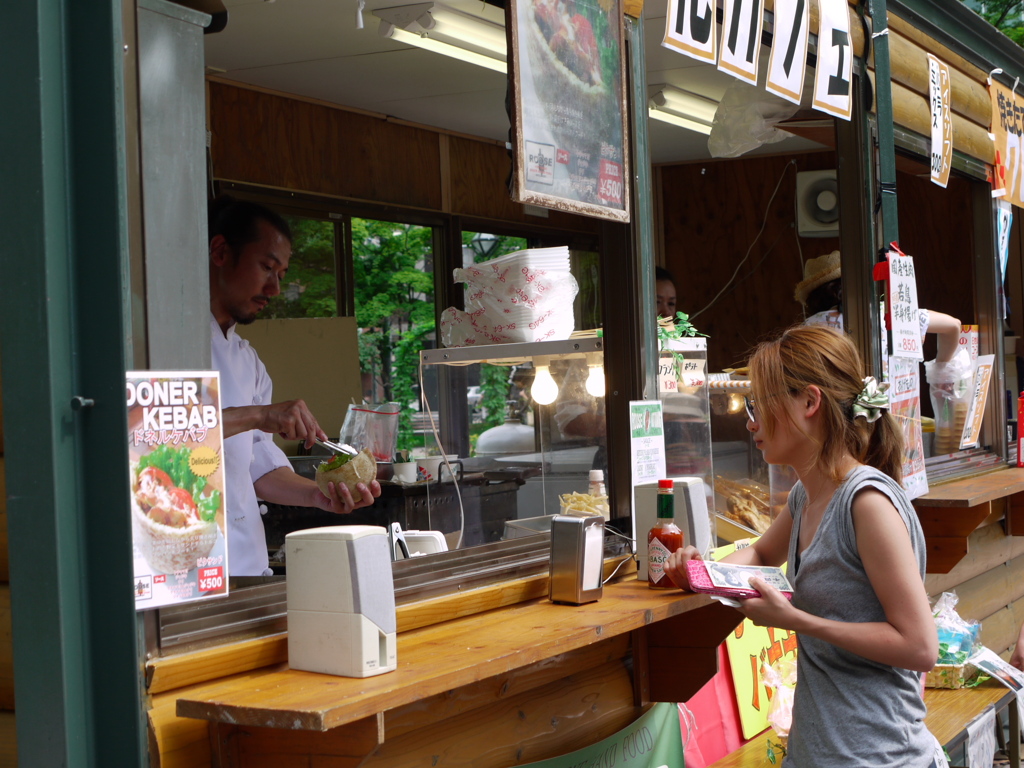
[648,479,684,589]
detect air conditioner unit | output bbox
[795,170,840,238]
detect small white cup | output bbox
[392,462,417,483]
[417,456,444,482]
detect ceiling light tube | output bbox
[428,6,507,55]
[385,25,507,73]
[648,108,713,135]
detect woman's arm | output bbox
[743,489,937,672]
[1010,621,1024,671]
[925,310,962,364]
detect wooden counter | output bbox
[913,467,1024,573]
[175,580,739,764]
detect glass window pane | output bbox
[264,215,337,319]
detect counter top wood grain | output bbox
[176,580,731,733]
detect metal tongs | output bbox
[314,437,359,456]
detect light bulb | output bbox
[727,393,745,415]
[531,365,558,405]
[585,364,606,397]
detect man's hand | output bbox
[223,400,327,449]
[309,479,382,515]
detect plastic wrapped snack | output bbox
[932,591,981,665]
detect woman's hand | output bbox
[663,545,703,591]
[736,577,802,630]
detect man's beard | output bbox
[228,299,264,326]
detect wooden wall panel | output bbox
[658,152,838,372]
[896,171,977,360]
[926,521,1024,596]
[208,82,443,211]
[978,595,1024,656]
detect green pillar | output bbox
[0,0,146,765]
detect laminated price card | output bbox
[887,249,924,360]
[126,371,228,609]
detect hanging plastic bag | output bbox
[339,403,401,462]
[708,80,800,159]
[924,349,974,455]
[762,656,798,739]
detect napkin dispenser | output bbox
[634,477,711,581]
[549,514,605,605]
[286,525,397,678]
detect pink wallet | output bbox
[685,560,794,601]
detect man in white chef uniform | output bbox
[208,195,381,576]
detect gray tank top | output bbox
[784,465,932,767]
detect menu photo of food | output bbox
[126,372,228,609]
[511,0,629,221]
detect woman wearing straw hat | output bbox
[794,250,961,364]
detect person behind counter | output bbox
[795,249,961,363]
[209,195,381,576]
[665,325,938,768]
[656,266,678,320]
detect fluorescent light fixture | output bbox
[648,85,718,135]
[375,3,507,73]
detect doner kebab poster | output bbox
[126,372,229,609]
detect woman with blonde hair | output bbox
[665,324,938,767]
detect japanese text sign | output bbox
[989,76,1024,208]
[887,251,923,360]
[765,0,810,104]
[811,0,853,120]
[928,54,952,188]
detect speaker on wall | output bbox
[795,170,840,238]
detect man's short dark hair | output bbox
[655,266,675,284]
[208,195,292,261]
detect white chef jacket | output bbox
[211,316,291,576]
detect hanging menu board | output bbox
[127,371,228,610]
[509,0,630,222]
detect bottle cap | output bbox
[589,469,604,482]
[658,479,673,489]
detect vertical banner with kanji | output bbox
[989,75,1024,206]
[811,0,853,120]
[887,250,924,361]
[765,0,809,104]
[127,371,228,609]
[928,54,952,188]
[889,357,928,500]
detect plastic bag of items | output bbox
[440,247,578,347]
[708,80,800,159]
[924,349,975,455]
[927,591,982,688]
[762,656,797,761]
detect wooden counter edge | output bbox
[149,557,638,694]
[174,580,726,732]
[914,467,1024,508]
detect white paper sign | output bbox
[662,0,718,64]
[811,0,853,120]
[765,0,809,104]
[966,706,997,768]
[629,401,667,488]
[887,251,923,360]
[889,357,928,500]
[718,0,764,85]
[968,646,1024,738]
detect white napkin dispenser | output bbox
[286,525,397,678]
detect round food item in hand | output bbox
[315,448,375,503]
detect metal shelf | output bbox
[419,337,604,367]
